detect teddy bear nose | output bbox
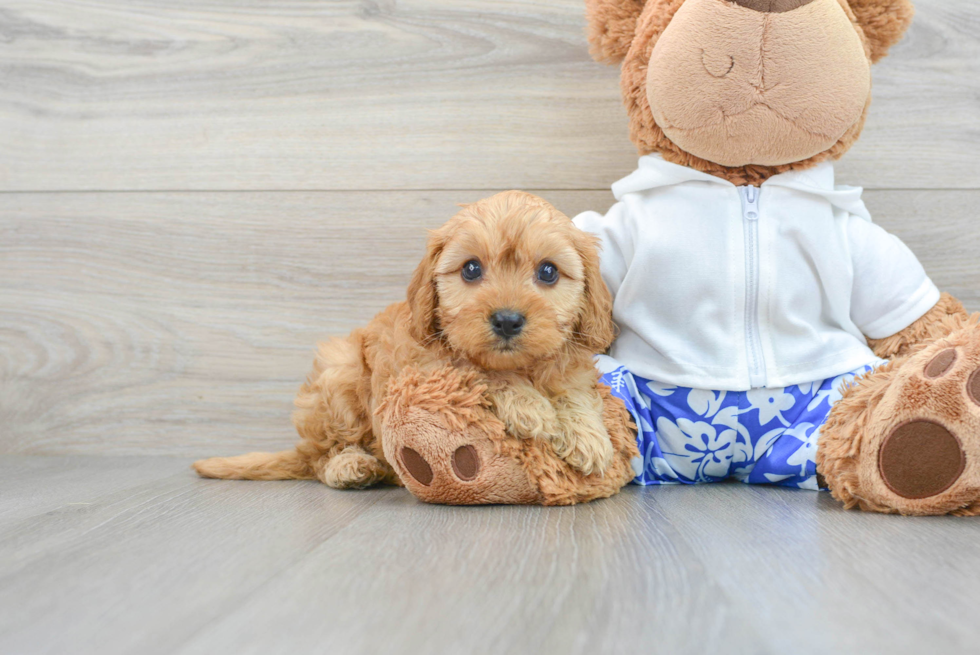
[729,0,816,12]
[490,311,526,338]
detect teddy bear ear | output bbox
[585,0,647,64]
[848,0,915,63]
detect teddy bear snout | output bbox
[646,0,871,167]
[729,0,816,12]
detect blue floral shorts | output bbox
[596,355,884,490]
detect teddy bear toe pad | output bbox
[397,444,481,486]
[384,406,541,505]
[450,445,481,481]
[398,447,435,486]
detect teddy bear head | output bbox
[586,0,914,184]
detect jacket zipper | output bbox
[740,186,767,388]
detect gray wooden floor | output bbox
[3,1,980,653]
[2,455,979,655]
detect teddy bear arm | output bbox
[866,292,971,361]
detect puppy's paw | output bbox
[316,447,389,489]
[552,428,615,477]
[487,384,560,441]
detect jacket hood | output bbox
[612,155,871,221]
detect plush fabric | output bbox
[585,0,646,62]
[819,319,980,516]
[848,0,915,62]
[380,365,639,506]
[590,0,917,184]
[645,0,871,167]
[732,0,817,11]
[379,366,541,505]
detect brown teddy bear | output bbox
[573,0,979,515]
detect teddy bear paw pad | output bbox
[878,421,965,500]
[858,329,980,514]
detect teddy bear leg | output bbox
[818,326,980,515]
[378,367,640,506]
[379,367,542,505]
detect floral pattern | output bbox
[597,355,884,490]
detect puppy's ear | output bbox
[572,229,616,353]
[848,0,914,63]
[406,225,450,343]
[586,0,646,63]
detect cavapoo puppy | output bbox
[194,191,618,490]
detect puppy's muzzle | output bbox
[490,310,526,339]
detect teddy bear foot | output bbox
[379,366,542,505]
[382,405,543,505]
[820,325,980,515]
[378,366,640,506]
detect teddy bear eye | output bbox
[461,259,483,282]
[536,262,559,285]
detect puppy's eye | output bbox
[461,259,483,282]
[536,262,559,285]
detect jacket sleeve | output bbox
[847,215,941,339]
[573,201,632,302]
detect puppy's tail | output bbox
[193,450,314,481]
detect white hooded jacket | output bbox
[573,155,939,391]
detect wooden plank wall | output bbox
[2,0,979,456]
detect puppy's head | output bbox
[407,191,614,370]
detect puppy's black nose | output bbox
[490,311,526,339]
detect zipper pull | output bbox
[742,186,760,220]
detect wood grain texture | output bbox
[650,483,980,654]
[3,190,979,456]
[175,481,764,655]
[0,456,397,655]
[0,0,977,191]
[2,456,979,655]
[0,454,182,526]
